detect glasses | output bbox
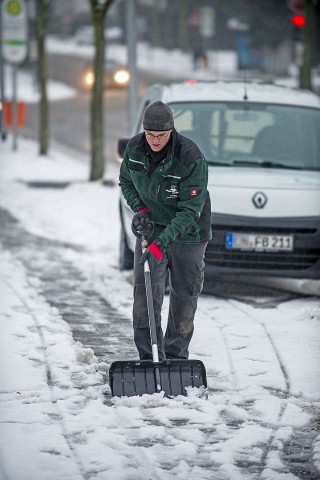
[145,131,171,140]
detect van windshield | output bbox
[170,102,320,171]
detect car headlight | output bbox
[113,69,130,86]
[84,70,94,88]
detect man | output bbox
[119,101,211,361]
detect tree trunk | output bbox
[89,0,115,181]
[37,0,49,155]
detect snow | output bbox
[45,35,320,88]
[45,36,237,80]
[4,64,76,103]
[1,40,320,480]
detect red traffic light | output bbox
[291,14,306,28]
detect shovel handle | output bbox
[143,260,159,362]
[144,261,161,390]
[141,238,161,392]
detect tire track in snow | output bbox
[199,296,318,479]
[227,299,290,393]
[226,299,291,478]
[226,300,320,479]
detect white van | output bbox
[118,81,320,281]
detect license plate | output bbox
[226,232,294,251]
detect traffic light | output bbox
[291,13,306,28]
[288,0,305,41]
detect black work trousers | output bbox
[133,239,207,360]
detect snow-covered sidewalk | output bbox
[1,136,320,479]
[0,250,101,480]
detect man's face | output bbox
[144,130,172,152]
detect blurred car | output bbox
[105,26,123,43]
[75,26,94,45]
[82,59,130,90]
[118,81,320,281]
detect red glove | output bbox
[137,207,150,213]
[148,241,163,261]
[139,241,163,266]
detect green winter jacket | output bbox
[119,130,212,251]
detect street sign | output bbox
[200,6,215,38]
[2,0,28,63]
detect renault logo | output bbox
[252,192,267,208]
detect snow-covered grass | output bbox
[45,35,320,88]
[4,63,76,103]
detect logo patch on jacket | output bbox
[190,188,199,196]
[166,185,179,198]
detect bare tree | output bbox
[37,0,49,155]
[88,0,115,181]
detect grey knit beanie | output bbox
[143,101,174,131]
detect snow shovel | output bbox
[109,237,207,397]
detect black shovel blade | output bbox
[109,359,207,397]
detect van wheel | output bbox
[119,225,134,271]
